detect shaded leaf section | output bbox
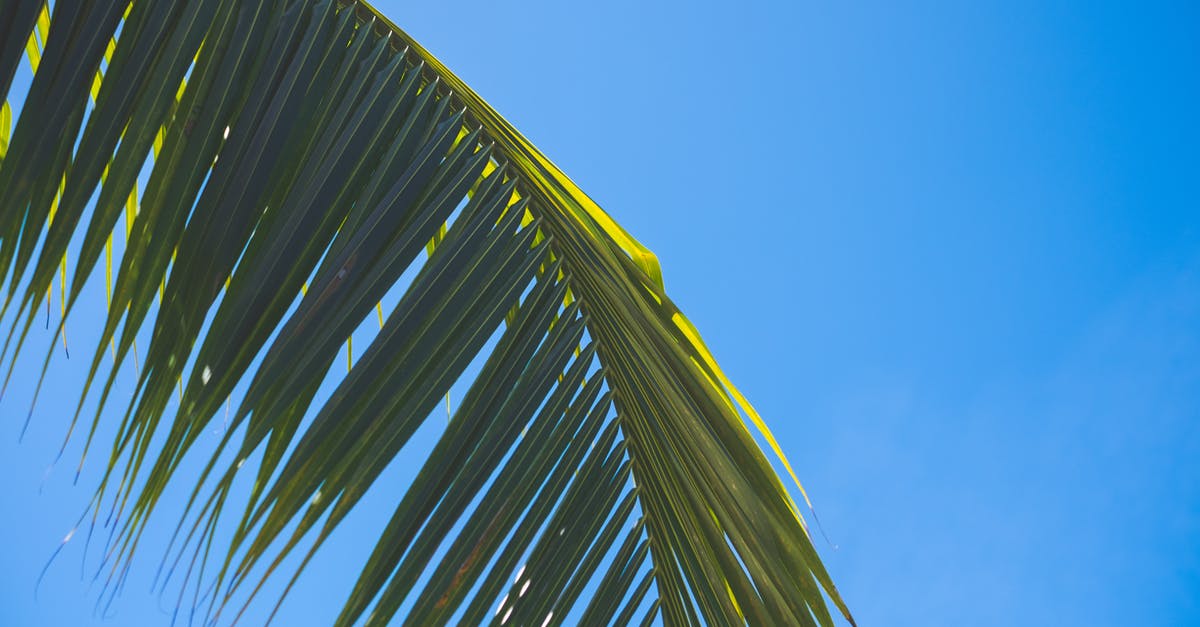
[0,1,851,625]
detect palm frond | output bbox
[0,1,853,624]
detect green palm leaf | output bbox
[0,1,853,624]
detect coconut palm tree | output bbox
[0,1,853,624]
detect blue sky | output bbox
[3,1,1199,625]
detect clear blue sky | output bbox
[3,1,1199,625]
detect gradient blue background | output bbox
[3,1,1199,625]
